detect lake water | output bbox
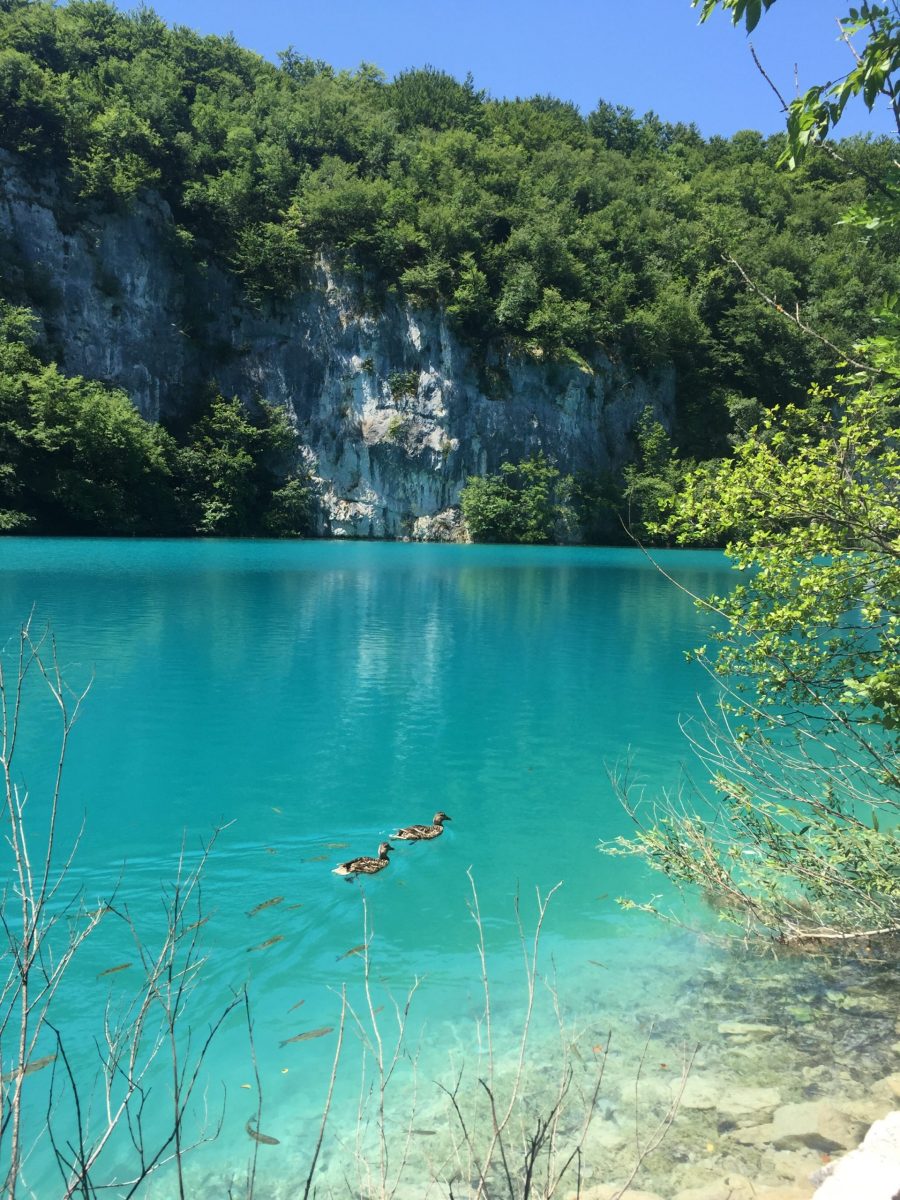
[0,541,896,1199]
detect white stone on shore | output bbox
[813,1110,900,1200]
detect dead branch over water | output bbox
[0,619,241,1199]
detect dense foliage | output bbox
[608,0,900,944]
[1,0,899,461]
[459,454,571,544]
[0,302,310,535]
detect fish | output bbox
[185,916,209,933]
[288,999,305,1013]
[279,1027,333,1046]
[240,1083,252,1090]
[1,1054,56,1083]
[83,906,109,919]
[264,847,278,855]
[247,896,284,918]
[247,936,284,952]
[587,960,607,969]
[411,1129,436,1136]
[285,903,304,910]
[271,806,283,814]
[305,854,329,863]
[246,1118,280,1146]
[97,963,132,979]
[325,842,348,849]
[372,1005,384,1015]
[336,943,367,962]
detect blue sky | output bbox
[115,0,895,140]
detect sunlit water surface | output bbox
[0,542,895,1198]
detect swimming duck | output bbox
[332,842,394,878]
[392,812,451,842]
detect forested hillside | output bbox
[1,0,897,536]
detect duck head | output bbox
[432,812,451,825]
[378,842,394,858]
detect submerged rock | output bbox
[769,1101,866,1153]
[566,1186,665,1200]
[717,1022,780,1040]
[717,1085,782,1128]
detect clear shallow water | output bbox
[1,541,895,1198]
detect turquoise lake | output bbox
[1,541,896,1199]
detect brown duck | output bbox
[392,812,451,842]
[332,842,394,878]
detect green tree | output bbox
[0,301,177,533]
[460,453,571,544]
[621,406,690,542]
[608,1,900,944]
[173,395,304,536]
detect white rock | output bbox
[813,1110,900,1200]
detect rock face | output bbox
[0,150,674,538]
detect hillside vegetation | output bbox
[1,0,898,534]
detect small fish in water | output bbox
[305,854,329,863]
[285,903,304,910]
[97,963,132,980]
[1,1054,56,1083]
[288,999,305,1013]
[264,847,278,855]
[240,1083,252,1090]
[279,1027,333,1046]
[595,893,609,902]
[587,960,607,969]
[658,1063,669,1071]
[184,916,209,933]
[246,1118,280,1146]
[411,1130,436,1136]
[372,1005,384,1015]
[592,1044,606,1055]
[325,842,348,849]
[247,896,284,918]
[83,906,109,919]
[271,806,282,814]
[247,936,284,953]
[336,943,367,962]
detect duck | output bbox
[392,812,451,842]
[332,842,394,878]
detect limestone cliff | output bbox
[0,151,674,538]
